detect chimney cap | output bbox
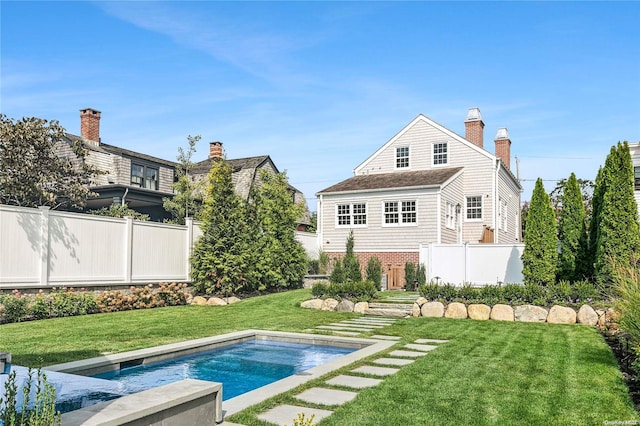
[80,108,101,114]
[465,107,483,122]
[495,128,510,140]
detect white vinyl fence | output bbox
[0,204,317,289]
[419,243,524,286]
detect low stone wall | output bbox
[300,297,618,327]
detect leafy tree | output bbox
[0,114,100,209]
[594,142,640,287]
[522,178,558,287]
[89,204,150,221]
[365,256,382,288]
[557,173,588,281]
[250,170,307,289]
[163,135,204,224]
[190,160,255,295]
[343,230,362,282]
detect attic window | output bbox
[396,146,409,169]
[433,142,448,165]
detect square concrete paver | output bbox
[370,335,401,341]
[316,325,373,332]
[258,404,333,426]
[404,343,438,352]
[295,387,358,406]
[331,330,363,336]
[389,350,429,358]
[326,375,382,389]
[351,365,399,376]
[373,357,414,366]
[415,338,449,344]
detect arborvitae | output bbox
[522,178,558,287]
[191,160,255,295]
[365,256,382,288]
[594,142,640,287]
[587,166,604,278]
[557,173,588,281]
[343,230,362,282]
[250,170,307,290]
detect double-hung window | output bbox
[466,195,482,221]
[396,146,410,169]
[336,203,367,227]
[445,202,455,229]
[131,164,159,190]
[635,167,640,190]
[499,198,508,231]
[433,142,448,165]
[384,200,417,225]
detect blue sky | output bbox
[2,1,639,210]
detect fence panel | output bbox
[131,221,188,282]
[47,211,126,284]
[0,205,41,286]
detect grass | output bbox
[1,289,638,425]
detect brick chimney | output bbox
[494,128,511,169]
[464,107,484,149]
[80,108,101,142]
[209,141,223,159]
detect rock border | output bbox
[300,297,615,327]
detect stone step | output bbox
[365,308,410,317]
[368,303,415,309]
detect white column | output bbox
[38,206,51,287]
[185,217,194,281]
[124,216,133,283]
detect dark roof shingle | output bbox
[318,167,463,194]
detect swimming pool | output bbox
[91,339,354,400]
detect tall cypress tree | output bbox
[594,142,640,287]
[343,230,362,282]
[587,166,605,278]
[557,173,588,281]
[522,178,558,287]
[191,160,256,295]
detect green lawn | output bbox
[1,289,637,425]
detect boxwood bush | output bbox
[311,281,378,302]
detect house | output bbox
[191,142,312,231]
[628,142,640,216]
[316,108,522,288]
[56,108,177,221]
[56,108,311,227]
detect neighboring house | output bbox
[628,142,640,217]
[191,142,312,231]
[56,108,177,221]
[317,108,522,288]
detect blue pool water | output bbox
[92,339,354,401]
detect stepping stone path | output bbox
[309,316,398,337]
[239,333,450,426]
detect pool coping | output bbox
[47,330,396,421]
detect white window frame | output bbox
[432,142,448,166]
[498,198,508,232]
[445,202,455,230]
[383,200,418,226]
[465,195,482,221]
[336,203,367,228]
[395,146,410,169]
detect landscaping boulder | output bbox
[207,297,227,306]
[321,298,339,311]
[467,304,491,320]
[514,305,548,323]
[444,302,468,319]
[421,301,445,318]
[301,299,324,310]
[415,297,428,307]
[336,299,355,313]
[490,304,514,321]
[191,296,207,306]
[412,302,421,317]
[547,305,576,324]
[226,296,241,304]
[577,305,598,326]
[354,302,369,314]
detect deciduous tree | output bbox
[163,135,204,224]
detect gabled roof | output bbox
[318,167,463,195]
[64,133,178,168]
[191,155,275,175]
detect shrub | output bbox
[329,259,346,284]
[310,281,377,302]
[308,259,320,275]
[456,284,479,303]
[404,263,417,291]
[478,285,503,305]
[571,279,599,303]
[154,282,188,306]
[0,291,29,324]
[0,368,61,425]
[501,284,526,304]
[548,280,572,303]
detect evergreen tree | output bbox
[163,135,204,224]
[594,142,640,287]
[365,256,382,288]
[343,230,362,282]
[250,170,307,290]
[587,166,605,278]
[329,258,346,284]
[557,173,588,281]
[522,178,558,287]
[190,160,255,295]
